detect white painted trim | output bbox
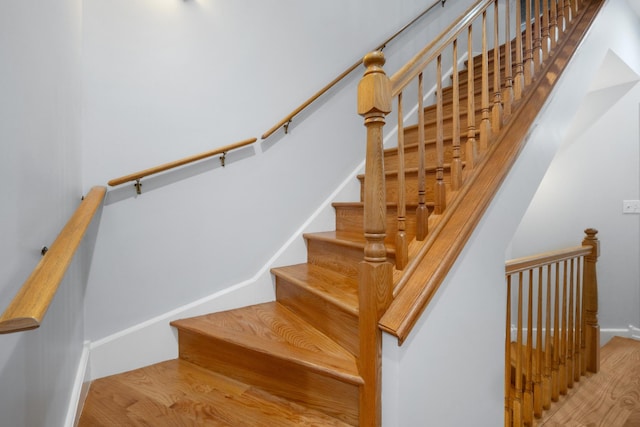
[64,341,91,427]
[88,156,365,380]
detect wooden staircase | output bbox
[79,1,606,425]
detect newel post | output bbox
[582,228,600,373]
[357,51,394,427]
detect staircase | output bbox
[78,1,606,425]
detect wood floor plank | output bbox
[79,360,353,426]
[539,337,640,427]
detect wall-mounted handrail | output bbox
[107,137,257,191]
[0,186,106,334]
[260,0,447,140]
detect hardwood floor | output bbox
[539,337,640,427]
[78,359,352,426]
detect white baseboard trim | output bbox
[64,341,91,427]
[88,155,366,381]
[600,325,640,345]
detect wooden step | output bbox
[358,165,454,206]
[304,230,396,275]
[272,263,359,356]
[79,359,352,426]
[171,302,362,425]
[333,201,418,244]
[384,133,473,170]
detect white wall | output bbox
[0,1,90,426]
[81,0,478,375]
[509,0,640,338]
[382,1,639,425]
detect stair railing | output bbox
[107,137,257,195]
[0,186,106,334]
[504,229,600,426]
[358,0,593,341]
[261,0,448,141]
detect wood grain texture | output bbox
[380,0,605,344]
[171,302,361,425]
[107,138,256,187]
[539,337,640,427]
[79,359,353,426]
[273,263,359,355]
[0,186,106,334]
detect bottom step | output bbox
[78,359,352,426]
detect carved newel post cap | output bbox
[583,228,600,258]
[363,50,386,70]
[358,51,392,117]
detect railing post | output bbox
[582,228,600,373]
[357,51,394,427]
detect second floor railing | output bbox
[504,229,600,426]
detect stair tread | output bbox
[171,302,363,385]
[272,263,358,316]
[79,359,352,427]
[303,230,396,255]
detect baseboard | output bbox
[600,325,640,345]
[88,159,365,381]
[64,341,91,427]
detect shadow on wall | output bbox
[105,145,257,205]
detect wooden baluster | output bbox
[357,51,394,427]
[395,94,408,270]
[514,0,525,100]
[505,275,513,427]
[480,11,491,152]
[466,25,478,168]
[514,272,524,427]
[492,0,503,134]
[451,40,463,191]
[524,0,534,85]
[524,270,534,426]
[559,260,568,395]
[582,228,600,373]
[573,0,579,18]
[550,0,559,49]
[574,256,582,381]
[579,257,587,377]
[534,267,543,418]
[541,0,550,61]
[566,258,575,389]
[416,73,428,241]
[543,264,552,410]
[533,0,542,73]
[558,0,566,33]
[552,261,560,401]
[503,0,513,118]
[434,55,446,214]
[564,0,572,28]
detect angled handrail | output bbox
[261,0,447,140]
[362,0,605,344]
[0,186,106,334]
[108,137,257,192]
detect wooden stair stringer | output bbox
[380,0,605,344]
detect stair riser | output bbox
[177,329,360,425]
[383,139,466,170]
[359,169,451,205]
[306,238,395,275]
[275,278,359,356]
[402,112,484,144]
[335,205,417,244]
